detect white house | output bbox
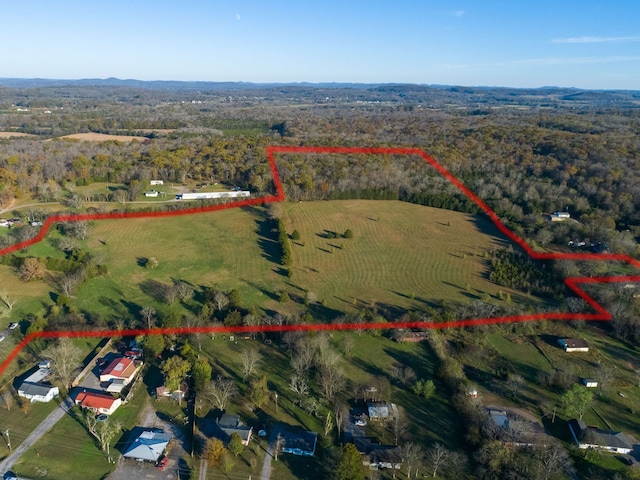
[145,190,159,197]
[18,382,59,403]
[76,391,122,415]
[100,356,141,386]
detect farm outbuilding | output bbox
[558,338,589,352]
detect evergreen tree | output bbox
[228,432,244,456]
[336,443,365,480]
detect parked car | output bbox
[355,419,367,427]
[156,456,168,471]
[0,335,5,343]
[8,323,18,330]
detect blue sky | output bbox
[1,0,638,89]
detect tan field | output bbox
[53,132,148,142]
[0,132,37,138]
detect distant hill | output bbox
[0,78,638,108]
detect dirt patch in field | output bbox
[52,132,148,142]
[0,132,36,138]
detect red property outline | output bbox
[1,145,637,376]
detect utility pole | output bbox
[5,429,11,452]
[274,392,278,414]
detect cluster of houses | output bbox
[0,218,21,228]
[341,400,403,472]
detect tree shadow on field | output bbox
[244,280,279,301]
[140,279,170,303]
[99,296,129,317]
[471,215,512,249]
[255,218,281,264]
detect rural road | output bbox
[0,396,73,474]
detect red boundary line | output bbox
[0,145,633,376]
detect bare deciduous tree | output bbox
[343,336,355,357]
[274,433,285,461]
[425,443,450,478]
[289,373,310,396]
[241,347,261,380]
[204,376,238,411]
[334,403,348,438]
[214,291,229,312]
[175,281,194,302]
[0,291,16,311]
[141,306,156,329]
[42,338,82,389]
[319,365,344,401]
[401,442,423,479]
[1,390,15,411]
[84,412,122,461]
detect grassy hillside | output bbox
[283,200,529,311]
[1,200,542,331]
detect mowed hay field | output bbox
[11,200,537,324]
[283,200,524,310]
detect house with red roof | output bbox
[99,356,141,386]
[76,391,122,415]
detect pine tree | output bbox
[336,443,366,480]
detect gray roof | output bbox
[569,419,632,450]
[217,414,252,442]
[123,428,172,462]
[18,382,57,397]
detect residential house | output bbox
[354,437,403,471]
[568,419,632,454]
[150,180,164,186]
[123,428,172,462]
[100,356,141,386]
[17,382,59,403]
[217,413,253,446]
[582,379,598,388]
[17,364,59,403]
[281,430,318,457]
[144,190,159,197]
[75,391,122,415]
[550,212,570,222]
[557,338,589,352]
[367,402,398,422]
[363,445,402,471]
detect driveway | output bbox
[260,425,282,480]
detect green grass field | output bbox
[283,200,525,311]
[3,200,534,328]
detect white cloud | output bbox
[449,10,464,17]
[235,13,241,21]
[552,35,640,44]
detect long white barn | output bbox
[176,191,250,200]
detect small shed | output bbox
[582,378,598,388]
[558,338,589,352]
[150,180,164,186]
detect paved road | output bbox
[198,459,208,480]
[0,396,73,473]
